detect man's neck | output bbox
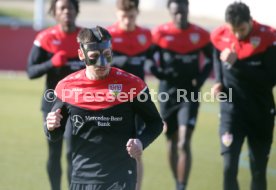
[60,24,76,33]
[85,69,110,80]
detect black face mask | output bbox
[80,40,113,66]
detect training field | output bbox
[0,73,275,190]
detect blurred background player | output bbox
[108,0,152,81]
[211,2,276,190]
[26,0,84,190]
[107,1,153,189]
[150,0,213,189]
[45,26,163,190]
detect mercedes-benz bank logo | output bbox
[71,115,84,128]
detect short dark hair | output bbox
[116,0,139,11]
[48,0,79,16]
[77,26,112,44]
[167,0,189,8]
[225,2,251,27]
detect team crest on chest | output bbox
[113,37,123,43]
[137,34,147,45]
[190,33,200,44]
[108,84,123,96]
[52,39,61,45]
[250,36,261,48]
[221,132,233,147]
[165,35,174,41]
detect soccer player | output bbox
[107,1,153,189]
[211,2,276,190]
[26,0,84,190]
[107,0,152,80]
[45,26,163,190]
[149,0,213,190]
